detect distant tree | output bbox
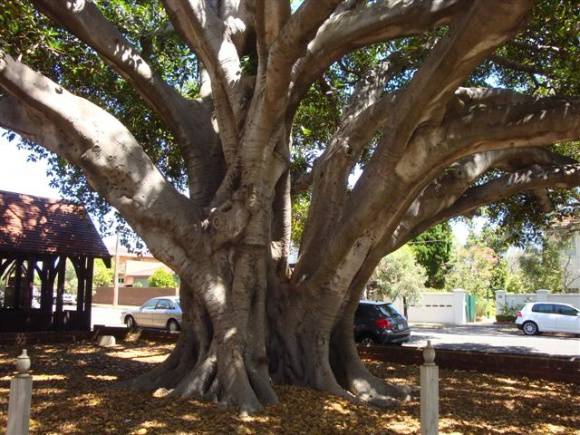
[447,244,499,299]
[518,237,569,292]
[148,268,177,288]
[93,259,114,288]
[505,272,527,294]
[369,246,427,318]
[491,257,509,291]
[410,223,453,289]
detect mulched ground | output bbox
[0,340,578,434]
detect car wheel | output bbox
[167,319,180,333]
[125,315,136,330]
[359,336,375,347]
[522,321,538,336]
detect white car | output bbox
[122,296,182,332]
[515,302,580,335]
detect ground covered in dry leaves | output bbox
[0,340,578,434]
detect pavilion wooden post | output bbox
[0,256,14,307]
[75,257,86,314]
[54,255,66,329]
[40,256,57,329]
[13,258,23,309]
[84,257,94,330]
[23,257,35,311]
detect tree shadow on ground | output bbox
[0,342,578,434]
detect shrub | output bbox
[496,304,524,323]
[148,268,177,288]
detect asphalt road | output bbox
[406,323,580,358]
[92,305,126,328]
[91,306,579,358]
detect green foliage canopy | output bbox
[148,268,177,288]
[93,259,114,288]
[409,223,453,289]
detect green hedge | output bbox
[495,314,516,323]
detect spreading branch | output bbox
[31,0,220,204]
[414,164,580,240]
[303,0,532,280]
[0,52,202,270]
[290,0,465,105]
[161,0,243,165]
[489,54,550,77]
[396,92,580,183]
[391,147,577,248]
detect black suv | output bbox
[354,301,411,345]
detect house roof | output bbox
[0,190,110,259]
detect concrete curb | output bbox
[359,345,579,384]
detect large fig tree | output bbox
[1,0,579,413]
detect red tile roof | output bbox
[0,190,110,259]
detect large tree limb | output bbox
[290,0,465,106]
[255,1,290,60]
[407,164,580,245]
[337,162,580,335]
[30,0,219,205]
[269,0,343,82]
[242,0,344,175]
[298,55,404,259]
[391,147,576,247]
[0,52,203,272]
[397,94,580,183]
[162,0,243,166]
[300,0,531,282]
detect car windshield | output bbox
[377,304,400,317]
[142,299,158,309]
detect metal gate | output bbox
[465,293,477,323]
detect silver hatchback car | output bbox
[122,296,182,332]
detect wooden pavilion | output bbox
[0,190,111,332]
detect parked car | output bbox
[354,300,411,345]
[62,293,76,305]
[122,296,182,332]
[515,302,580,336]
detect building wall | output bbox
[496,289,580,313]
[115,254,172,287]
[389,290,467,324]
[563,232,580,290]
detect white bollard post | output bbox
[97,335,116,347]
[420,341,439,435]
[7,349,33,435]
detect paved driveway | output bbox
[405,323,580,358]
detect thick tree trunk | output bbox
[129,235,411,414]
